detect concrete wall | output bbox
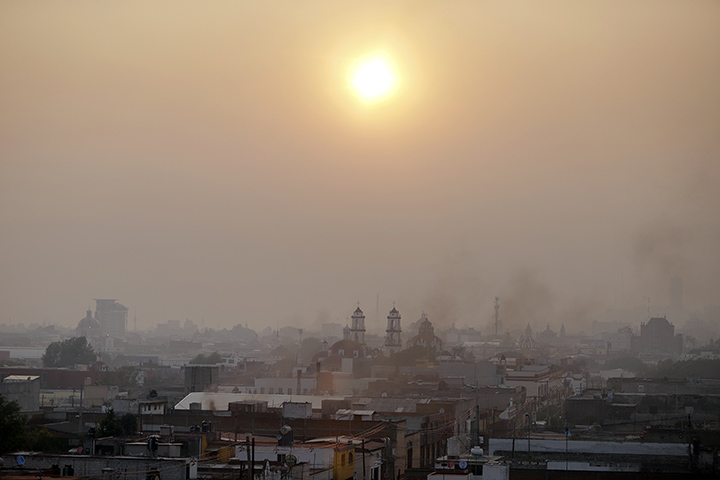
[84,385,120,407]
[0,376,40,411]
[283,402,312,419]
[184,365,218,394]
[252,444,335,470]
[1,453,194,480]
[112,397,139,414]
[436,363,503,387]
[0,367,96,389]
[566,392,720,424]
[607,377,720,395]
[254,377,316,395]
[488,438,688,457]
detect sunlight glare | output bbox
[350,56,398,102]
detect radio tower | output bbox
[494,297,501,337]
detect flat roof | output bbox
[175,392,345,410]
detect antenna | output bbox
[376,294,380,334]
[494,297,500,337]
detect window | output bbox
[471,464,484,475]
[348,452,354,464]
[287,388,292,395]
[278,388,283,394]
[341,453,346,466]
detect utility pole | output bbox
[526,413,530,458]
[79,384,84,435]
[362,436,367,480]
[251,437,255,480]
[245,437,251,480]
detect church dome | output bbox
[77,309,101,337]
[407,314,442,350]
[312,338,366,364]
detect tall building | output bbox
[350,306,366,345]
[635,316,683,354]
[95,299,128,338]
[384,306,402,356]
[669,277,684,311]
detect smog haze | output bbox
[2,1,719,333]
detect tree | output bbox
[97,408,122,437]
[42,337,95,367]
[119,413,139,436]
[97,409,139,437]
[27,427,66,453]
[0,394,28,453]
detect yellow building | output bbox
[332,443,355,480]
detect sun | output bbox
[350,56,398,102]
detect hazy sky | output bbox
[2,1,719,334]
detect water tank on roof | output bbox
[470,446,484,456]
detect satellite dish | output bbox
[459,460,468,469]
[285,454,297,467]
[280,425,292,435]
[439,408,445,414]
[16,455,26,466]
[276,434,284,441]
